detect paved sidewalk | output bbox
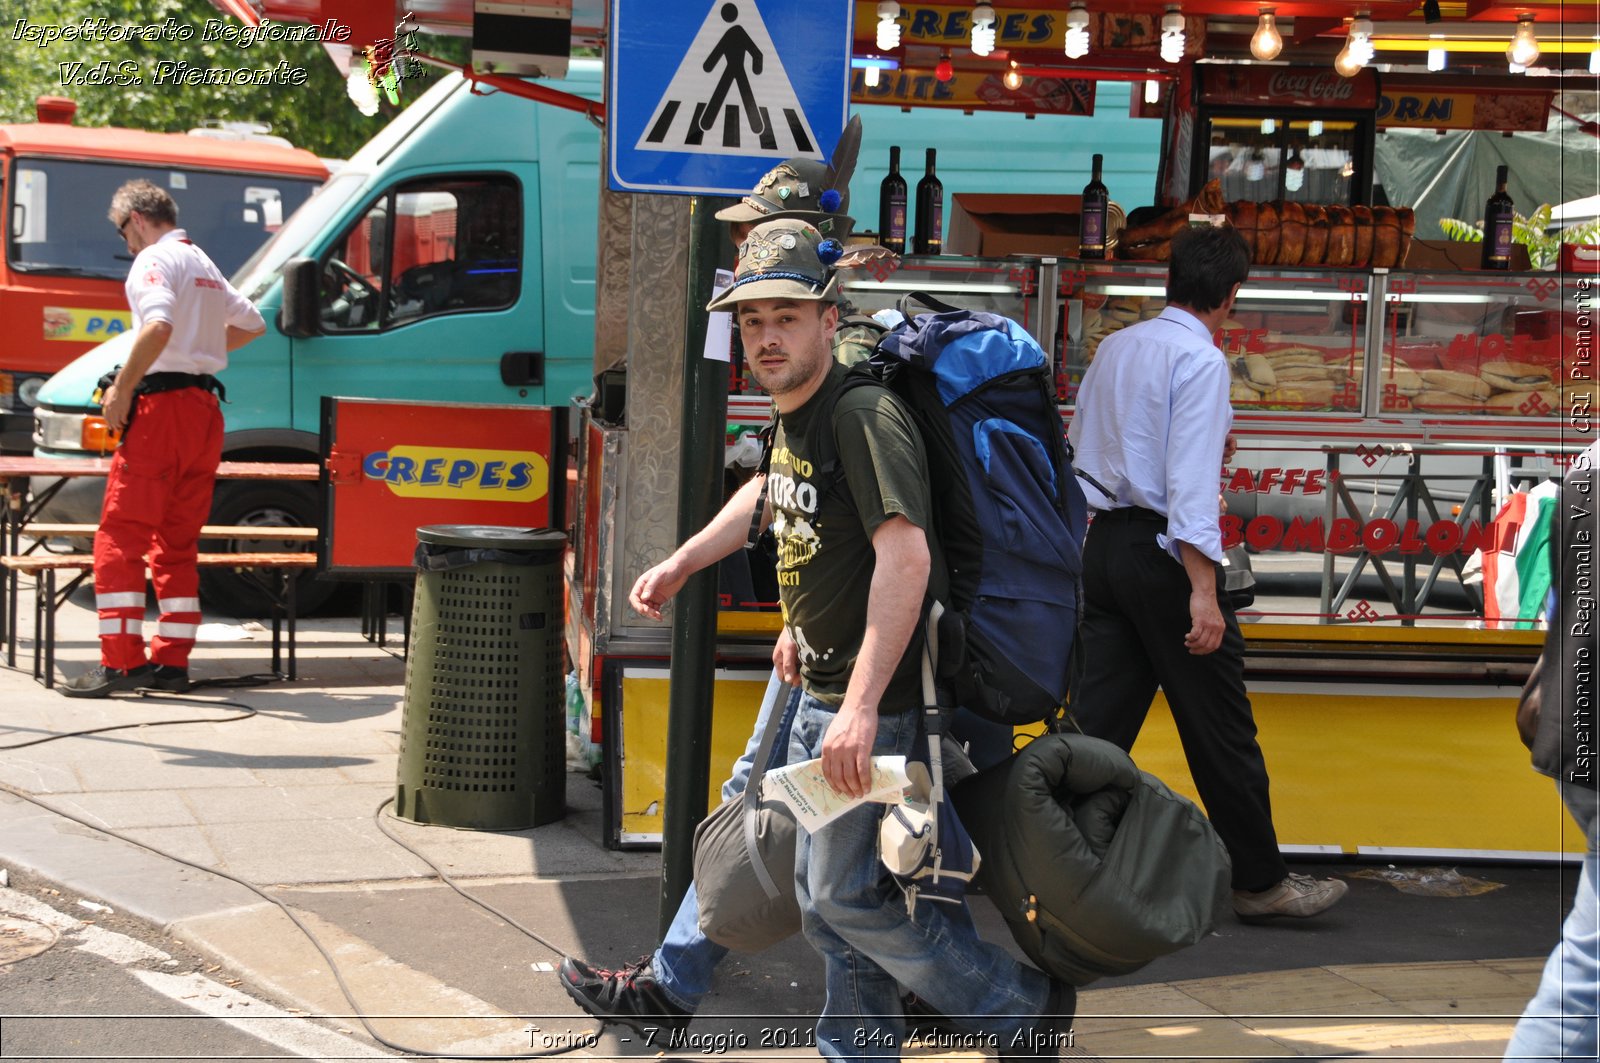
[0,579,1568,1061]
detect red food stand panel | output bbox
[322,398,563,575]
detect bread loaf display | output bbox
[1303,205,1330,266]
[1116,186,1414,269]
[1412,389,1487,414]
[1370,206,1403,269]
[1254,202,1280,265]
[1227,200,1258,262]
[1081,294,1161,364]
[1276,201,1307,266]
[1420,369,1493,400]
[1351,205,1375,268]
[1397,207,1415,268]
[1323,205,1354,266]
[1480,361,1554,391]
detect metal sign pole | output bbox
[660,196,730,936]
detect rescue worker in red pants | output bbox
[62,180,265,698]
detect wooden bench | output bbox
[0,552,316,688]
[22,524,319,542]
[1,525,318,668]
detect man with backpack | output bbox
[703,218,1069,1061]
[1067,225,1347,922]
[559,151,1002,1037]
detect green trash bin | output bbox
[395,525,567,830]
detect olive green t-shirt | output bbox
[768,361,941,710]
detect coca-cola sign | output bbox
[1267,71,1354,102]
[1201,67,1377,110]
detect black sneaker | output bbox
[143,665,191,693]
[61,664,152,699]
[999,980,1077,1061]
[558,955,690,1036]
[903,992,964,1037]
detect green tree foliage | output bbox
[0,0,461,158]
[1440,204,1600,270]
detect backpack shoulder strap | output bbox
[895,290,964,318]
[810,369,893,502]
[745,410,780,549]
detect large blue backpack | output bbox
[812,293,1089,726]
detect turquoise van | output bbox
[32,62,607,610]
[33,66,1157,611]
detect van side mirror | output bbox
[279,257,320,338]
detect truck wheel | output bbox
[200,481,332,617]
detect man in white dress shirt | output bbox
[1067,224,1346,921]
[62,181,265,698]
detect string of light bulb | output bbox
[1250,8,1283,61]
[1160,5,1186,62]
[870,3,1572,84]
[1334,13,1375,77]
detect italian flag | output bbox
[1481,480,1559,629]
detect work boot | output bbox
[1233,872,1349,922]
[558,955,690,1036]
[999,979,1076,1061]
[60,664,152,699]
[143,665,191,692]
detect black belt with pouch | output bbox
[94,368,226,438]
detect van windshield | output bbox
[234,171,365,301]
[7,158,319,281]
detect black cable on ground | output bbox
[371,796,574,960]
[0,687,259,750]
[0,691,603,1060]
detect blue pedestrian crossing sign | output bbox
[608,0,853,195]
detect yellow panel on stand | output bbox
[618,667,772,843]
[1121,682,1583,858]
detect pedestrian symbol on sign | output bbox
[637,0,819,158]
[698,5,762,135]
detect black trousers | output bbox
[1070,508,1288,892]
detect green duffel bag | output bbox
[952,733,1231,986]
[692,699,799,952]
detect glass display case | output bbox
[1375,271,1582,435]
[1045,258,1587,634]
[1057,260,1369,416]
[1053,261,1584,437]
[722,255,1587,633]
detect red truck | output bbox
[1,95,327,450]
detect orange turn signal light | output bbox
[81,417,122,454]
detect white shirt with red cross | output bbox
[124,229,263,375]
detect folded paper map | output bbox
[762,756,911,833]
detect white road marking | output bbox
[130,970,392,1060]
[3,886,388,1060]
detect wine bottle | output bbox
[1080,153,1109,260]
[1481,164,1514,271]
[879,146,908,255]
[913,148,943,256]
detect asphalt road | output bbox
[0,870,390,1062]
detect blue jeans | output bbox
[787,692,1047,1062]
[1505,781,1599,1063]
[652,672,797,1011]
